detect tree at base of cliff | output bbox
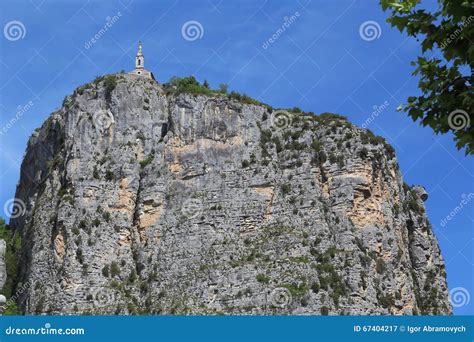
[381,0,474,155]
[0,218,21,315]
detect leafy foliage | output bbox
[110,261,121,277]
[139,154,154,168]
[0,219,21,314]
[164,76,271,108]
[381,0,474,154]
[102,265,109,277]
[166,76,214,95]
[103,75,117,102]
[282,282,309,298]
[256,273,270,284]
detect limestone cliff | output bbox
[0,240,6,290]
[9,73,451,315]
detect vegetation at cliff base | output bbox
[0,218,21,315]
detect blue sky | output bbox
[0,0,472,314]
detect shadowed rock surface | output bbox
[10,74,451,315]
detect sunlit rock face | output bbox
[0,240,6,290]
[11,74,451,315]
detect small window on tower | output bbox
[138,60,141,66]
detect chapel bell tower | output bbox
[129,41,155,80]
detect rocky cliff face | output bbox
[0,240,6,290]
[10,73,451,315]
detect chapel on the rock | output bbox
[129,41,155,80]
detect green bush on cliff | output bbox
[103,75,117,102]
[256,273,270,284]
[0,218,21,314]
[166,76,213,96]
[164,76,270,108]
